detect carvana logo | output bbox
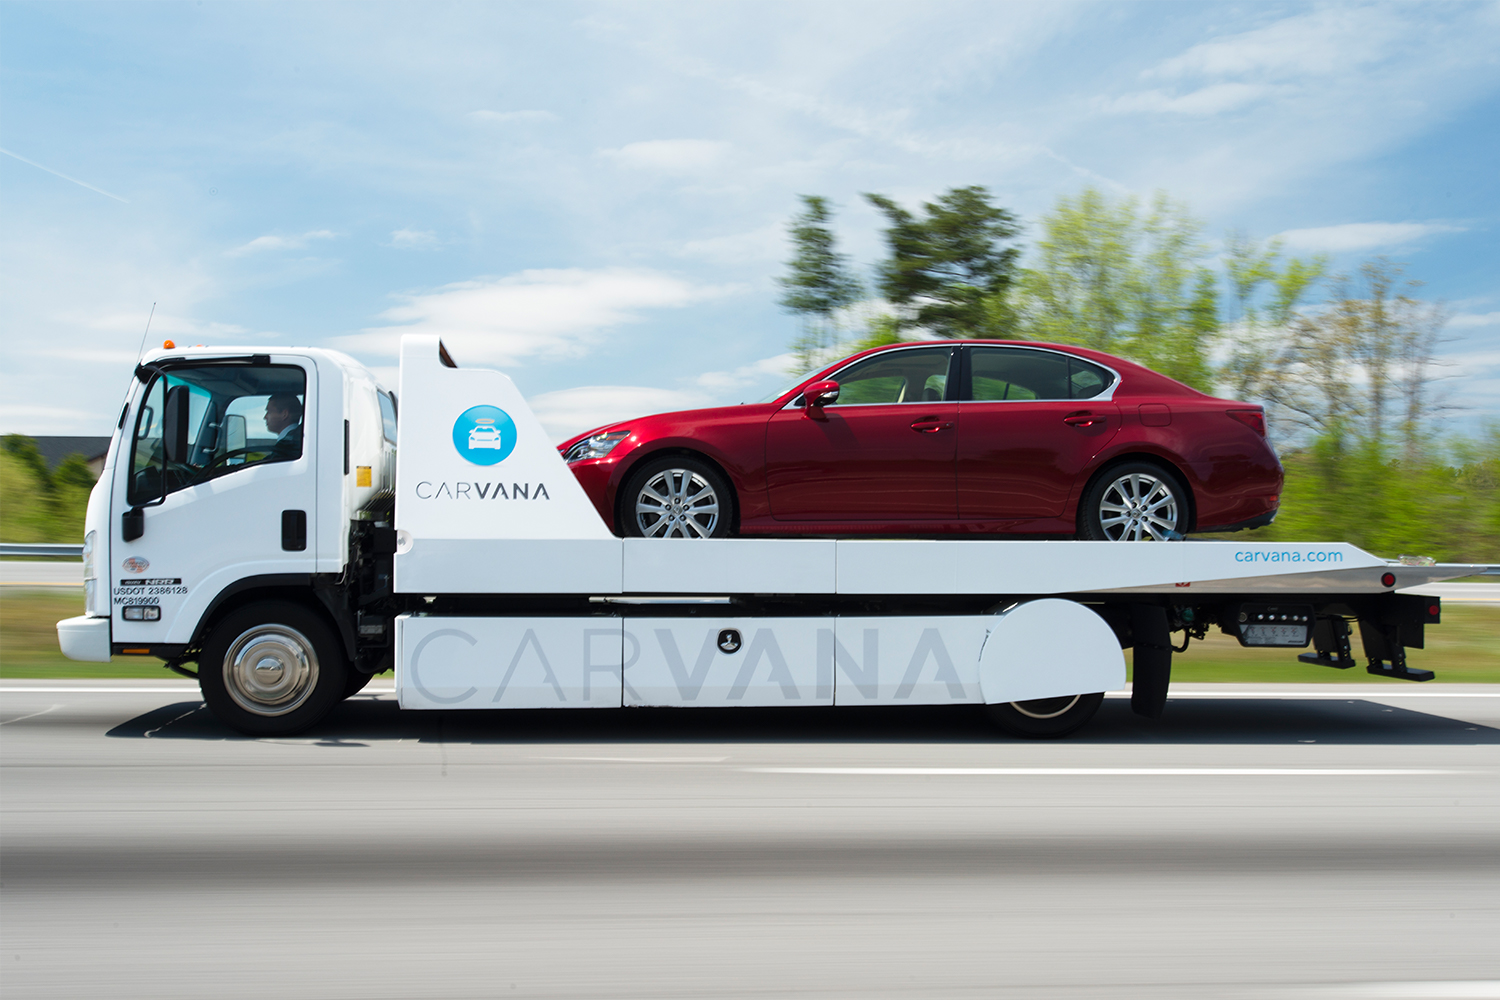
[452,405,517,465]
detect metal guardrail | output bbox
[0,543,83,558]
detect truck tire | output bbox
[620,456,733,538]
[343,670,374,699]
[986,692,1104,739]
[199,601,349,736]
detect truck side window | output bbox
[127,364,308,507]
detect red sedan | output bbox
[558,341,1282,541]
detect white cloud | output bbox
[384,229,439,250]
[1448,311,1500,330]
[1101,82,1287,116]
[339,267,729,364]
[1144,8,1399,82]
[679,223,784,264]
[228,229,336,256]
[1275,222,1465,253]
[528,385,712,442]
[693,352,800,394]
[601,139,730,173]
[467,109,557,124]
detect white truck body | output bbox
[59,334,1485,736]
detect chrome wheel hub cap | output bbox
[635,469,721,538]
[1098,473,1180,541]
[223,625,319,716]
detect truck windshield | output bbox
[127,364,307,507]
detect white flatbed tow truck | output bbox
[56,335,1488,737]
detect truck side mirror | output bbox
[122,507,144,541]
[803,380,840,409]
[162,385,191,463]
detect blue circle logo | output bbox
[452,405,517,465]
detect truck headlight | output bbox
[82,530,97,581]
[82,530,98,613]
[563,431,629,463]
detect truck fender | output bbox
[978,599,1125,705]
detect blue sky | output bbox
[3,1,1498,441]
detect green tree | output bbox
[865,185,1021,339]
[0,435,97,543]
[1015,189,1218,392]
[1219,232,1327,406]
[778,195,863,370]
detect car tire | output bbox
[1077,461,1189,541]
[986,692,1105,739]
[198,600,349,736]
[620,456,734,538]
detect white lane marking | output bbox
[0,704,62,725]
[1285,982,1500,998]
[744,767,1460,776]
[535,755,730,763]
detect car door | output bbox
[765,345,958,521]
[956,346,1121,519]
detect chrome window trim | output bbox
[964,344,1121,403]
[779,343,1121,410]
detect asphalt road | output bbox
[2,681,1498,1000]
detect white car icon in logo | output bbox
[468,420,505,449]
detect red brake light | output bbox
[1227,409,1266,437]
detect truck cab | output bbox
[61,346,396,668]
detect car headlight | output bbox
[563,431,629,463]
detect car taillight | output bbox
[1227,409,1266,437]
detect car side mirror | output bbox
[804,380,840,409]
[162,385,191,463]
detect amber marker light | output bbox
[162,340,175,349]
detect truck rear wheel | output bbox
[986,692,1104,739]
[199,601,349,736]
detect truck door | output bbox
[111,358,319,647]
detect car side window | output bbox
[823,348,954,405]
[1068,358,1114,399]
[126,364,307,507]
[969,348,1115,401]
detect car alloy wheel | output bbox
[634,468,723,538]
[1081,461,1188,542]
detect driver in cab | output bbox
[265,394,303,461]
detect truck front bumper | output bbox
[57,615,111,662]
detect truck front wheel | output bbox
[199,601,349,736]
[986,692,1105,739]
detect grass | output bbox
[1135,604,1500,684]
[4,587,1497,683]
[1,590,169,678]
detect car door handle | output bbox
[910,418,954,433]
[1063,413,1102,428]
